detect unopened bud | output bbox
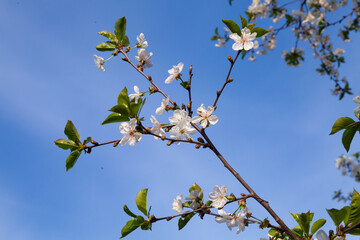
[187,103,191,109]
[91,140,99,145]
[125,46,130,53]
[227,78,234,83]
[87,148,92,154]
[148,75,152,80]
[238,199,246,207]
[165,127,170,132]
[240,193,246,196]
[121,57,128,62]
[113,141,119,147]
[189,65,193,73]
[182,104,186,110]
[216,90,221,95]
[161,136,166,140]
[195,144,201,149]
[228,55,234,63]
[197,137,204,143]
[167,140,174,146]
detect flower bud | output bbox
[227,78,234,83]
[195,144,201,149]
[161,136,166,141]
[182,104,186,110]
[125,46,130,53]
[189,65,193,73]
[227,55,234,63]
[167,140,174,146]
[216,90,221,95]
[238,199,246,207]
[113,140,119,147]
[121,57,128,62]
[197,137,205,143]
[91,140,99,145]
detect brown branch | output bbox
[84,139,121,150]
[187,65,194,117]
[344,221,360,233]
[213,50,241,108]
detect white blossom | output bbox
[192,104,219,128]
[215,38,226,47]
[353,96,360,114]
[333,48,345,55]
[172,194,183,213]
[351,164,360,176]
[335,155,346,168]
[155,97,170,115]
[93,55,105,72]
[334,237,344,240]
[136,33,148,48]
[315,230,328,240]
[229,27,257,51]
[209,185,228,209]
[135,48,153,68]
[253,40,259,49]
[169,119,196,144]
[185,190,203,209]
[169,109,192,126]
[150,115,165,140]
[249,56,257,61]
[119,118,142,146]
[165,62,184,84]
[128,86,142,104]
[303,12,316,25]
[215,207,249,234]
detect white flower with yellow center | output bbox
[93,55,105,72]
[165,62,184,84]
[209,185,228,209]
[119,118,142,146]
[135,48,153,68]
[229,27,257,51]
[192,104,219,128]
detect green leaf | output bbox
[101,112,129,125]
[240,15,247,28]
[246,23,256,30]
[109,104,130,116]
[251,27,269,38]
[326,206,350,226]
[241,49,248,59]
[348,228,360,235]
[210,36,219,41]
[140,220,152,230]
[95,42,115,51]
[54,139,78,151]
[347,189,360,225]
[292,225,304,237]
[118,87,130,106]
[342,125,358,152]
[268,228,278,237]
[215,27,219,35]
[178,212,195,230]
[330,117,355,135]
[120,218,141,239]
[311,219,326,234]
[66,150,81,171]
[222,19,241,35]
[129,98,144,117]
[114,17,126,42]
[64,120,81,144]
[121,35,130,47]
[290,211,314,236]
[136,189,148,216]
[84,137,92,144]
[98,30,116,42]
[123,204,137,218]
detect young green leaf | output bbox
[66,150,81,171]
[342,125,359,152]
[310,219,326,234]
[140,220,152,230]
[114,17,126,42]
[346,189,360,225]
[54,139,78,151]
[210,36,219,41]
[136,189,148,216]
[240,15,247,28]
[330,117,355,135]
[122,35,130,47]
[101,112,129,125]
[84,137,92,144]
[120,218,141,239]
[222,19,241,35]
[251,27,269,38]
[290,211,314,236]
[98,30,116,42]
[178,212,195,230]
[326,206,350,226]
[118,87,130,106]
[215,27,219,35]
[95,42,115,51]
[123,204,137,218]
[292,225,304,237]
[64,120,81,144]
[246,23,256,30]
[109,104,130,116]
[129,98,144,117]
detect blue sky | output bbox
[1,0,360,239]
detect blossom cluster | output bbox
[172,184,250,235]
[335,154,360,181]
